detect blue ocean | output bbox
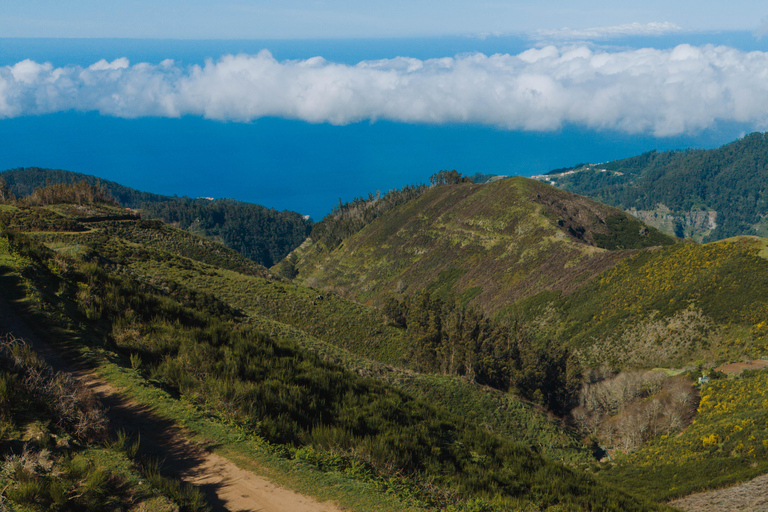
[0,34,762,219]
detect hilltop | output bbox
[535,132,768,242]
[289,176,674,313]
[284,175,768,372]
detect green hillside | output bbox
[0,184,671,511]
[0,167,312,267]
[290,176,674,313]
[5,178,768,510]
[539,132,768,242]
[522,236,768,369]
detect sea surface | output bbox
[0,34,762,219]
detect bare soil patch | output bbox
[714,360,768,374]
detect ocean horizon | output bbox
[0,33,763,219]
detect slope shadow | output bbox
[0,267,234,512]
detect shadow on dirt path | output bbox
[0,269,342,512]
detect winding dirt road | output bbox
[0,296,343,512]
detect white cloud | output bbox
[755,16,768,39]
[531,22,683,42]
[2,44,768,136]
[88,57,130,71]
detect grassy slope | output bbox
[21,207,598,464]
[289,176,768,370]
[0,205,664,503]
[291,177,673,313]
[521,237,768,369]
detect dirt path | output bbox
[0,297,343,512]
[669,473,768,512]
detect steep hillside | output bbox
[521,236,768,369]
[538,132,768,241]
[290,176,674,313]
[286,176,768,374]
[0,195,667,511]
[0,167,312,267]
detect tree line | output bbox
[384,291,582,415]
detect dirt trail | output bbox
[0,298,343,512]
[669,473,768,512]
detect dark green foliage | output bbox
[140,198,311,267]
[549,132,768,241]
[429,170,472,186]
[593,215,677,250]
[394,291,582,415]
[0,226,664,511]
[0,167,312,268]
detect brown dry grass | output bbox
[669,472,768,512]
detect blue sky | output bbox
[2,1,768,39]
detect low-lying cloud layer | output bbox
[2,44,768,136]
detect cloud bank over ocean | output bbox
[2,44,768,136]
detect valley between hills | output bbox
[1,135,768,511]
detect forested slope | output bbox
[540,132,768,241]
[0,167,311,267]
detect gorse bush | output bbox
[600,370,768,501]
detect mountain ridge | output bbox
[289,176,674,314]
[536,132,768,242]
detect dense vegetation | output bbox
[384,291,581,415]
[601,371,768,501]
[0,334,204,511]
[291,176,673,314]
[5,175,768,510]
[523,237,768,369]
[0,167,311,267]
[0,204,667,511]
[544,132,768,241]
